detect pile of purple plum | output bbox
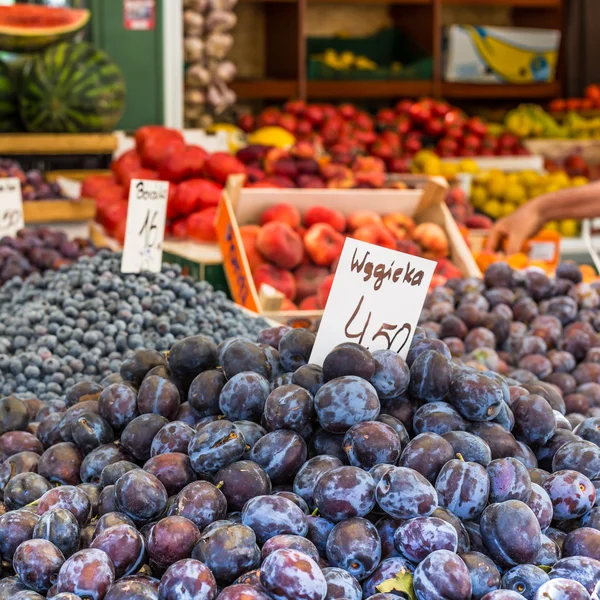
[0,159,65,201]
[0,228,96,286]
[1,260,600,600]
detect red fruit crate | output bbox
[215,174,481,323]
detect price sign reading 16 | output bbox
[139,208,160,250]
[344,295,412,354]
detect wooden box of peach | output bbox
[216,174,481,322]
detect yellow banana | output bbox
[463,25,557,83]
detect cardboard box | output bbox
[216,174,481,323]
[444,25,560,84]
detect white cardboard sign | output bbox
[121,179,169,274]
[0,177,24,238]
[309,238,437,366]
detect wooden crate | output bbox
[216,174,481,323]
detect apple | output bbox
[432,101,451,118]
[425,118,445,138]
[498,132,519,150]
[394,99,413,115]
[258,107,280,128]
[284,99,306,116]
[403,135,422,155]
[445,124,463,140]
[462,134,481,154]
[436,137,459,157]
[466,116,488,138]
[338,103,358,120]
[409,102,431,125]
[305,104,325,126]
[278,113,297,133]
[395,115,412,135]
[376,108,396,126]
[387,156,411,174]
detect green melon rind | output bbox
[19,41,126,134]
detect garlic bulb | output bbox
[184,10,204,36]
[214,61,236,82]
[206,33,233,60]
[186,64,212,87]
[184,38,204,63]
[206,10,237,34]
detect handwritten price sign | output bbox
[121,179,169,274]
[0,178,24,238]
[309,238,436,365]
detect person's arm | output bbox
[486,180,600,254]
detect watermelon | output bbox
[19,41,126,134]
[0,59,19,132]
[0,5,90,54]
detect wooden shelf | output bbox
[231,79,298,99]
[443,0,559,6]
[23,199,96,224]
[0,134,117,155]
[441,82,562,99]
[307,80,434,98]
[309,0,431,4]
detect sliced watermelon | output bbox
[0,5,90,53]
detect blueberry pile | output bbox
[0,248,269,400]
[0,229,96,287]
[1,261,600,600]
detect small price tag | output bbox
[121,179,169,274]
[528,241,556,262]
[310,238,436,366]
[0,177,24,238]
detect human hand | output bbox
[485,201,544,255]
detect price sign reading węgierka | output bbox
[0,177,24,238]
[121,179,169,274]
[309,238,437,366]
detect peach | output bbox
[299,296,319,310]
[264,176,295,189]
[327,176,355,189]
[256,222,304,270]
[264,148,290,174]
[303,206,346,233]
[413,222,449,256]
[290,141,316,159]
[352,224,396,249]
[280,298,298,311]
[396,239,422,257]
[240,225,265,273]
[383,213,415,240]
[466,214,493,230]
[317,274,335,308]
[388,181,409,190]
[297,175,325,189]
[352,156,386,173]
[320,163,352,182]
[253,264,296,300]
[347,211,383,232]
[294,264,330,302]
[353,171,385,189]
[436,258,462,279]
[304,223,345,267]
[260,203,301,228]
[186,207,217,242]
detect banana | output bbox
[463,25,557,83]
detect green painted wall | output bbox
[89,0,164,129]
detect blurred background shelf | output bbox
[232,0,566,103]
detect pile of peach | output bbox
[240,203,462,311]
[237,142,408,190]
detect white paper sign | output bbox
[309,238,437,366]
[121,179,169,274]
[0,178,24,238]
